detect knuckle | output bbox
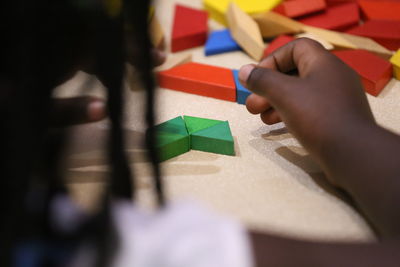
[295,37,325,51]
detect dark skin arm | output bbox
[238,38,400,266]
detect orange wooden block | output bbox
[171,5,208,52]
[263,35,295,58]
[358,0,400,22]
[157,62,236,102]
[274,0,327,18]
[299,2,360,31]
[333,49,393,96]
[347,20,400,51]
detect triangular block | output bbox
[233,70,251,105]
[205,29,242,56]
[157,62,236,102]
[333,49,393,96]
[171,5,208,52]
[253,11,303,39]
[347,20,400,51]
[155,116,190,162]
[299,3,360,31]
[183,115,223,135]
[191,121,235,156]
[390,50,400,80]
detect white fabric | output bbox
[112,200,254,267]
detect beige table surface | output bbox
[56,0,400,243]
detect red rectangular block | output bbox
[172,5,208,52]
[157,62,236,102]
[263,35,295,58]
[274,0,327,18]
[333,49,393,96]
[299,2,360,31]
[347,20,400,51]
[358,0,400,22]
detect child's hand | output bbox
[239,38,375,164]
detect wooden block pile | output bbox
[150,0,400,108]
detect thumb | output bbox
[238,64,297,108]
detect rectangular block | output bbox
[358,0,400,22]
[347,20,400,51]
[390,50,400,80]
[157,62,236,102]
[333,49,393,96]
[274,0,327,18]
[299,2,360,31]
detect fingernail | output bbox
[88,100,106,121]
[239,64,255,85]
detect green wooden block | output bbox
[155,116,190,162]
[183,115,223,134]
[191,121,235,156]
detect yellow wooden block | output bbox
[155,53,193,72]
[390,50,400,80]
[227,2,265,61]
[203,0,282,26]
[303,26,393,60]
[253,11,303,39]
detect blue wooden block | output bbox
[205,29,241,56]
[233,70,251,105]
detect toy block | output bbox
[150,15,164,49]
[157,62,236,102]
[358,1,400,22]
[155,116,190,162]
[274,0,327,18]
[155,53,192,72]
[226,2,265,61]
[263,35,295,58]
[171,5,208,52]
[347,20,400,51]
[390,50,400,80]
[203,0,282,26]
[191,121,235,156]
[205,29,242,56]
[296,32,334,50]
[299,2,360,31]
[253,11,304,38]
[303,25,393,59]
[233,70,252,104]
[183,116,224,134]
[333,49,393,96]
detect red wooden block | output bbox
[358,0,400,22]
[333,49,393,96]
[326,0,357,6]
[171,5,208,52]
[263,35,295,58]
[157,62,236,102]
[274,0,327,18]
[299,3,360,31]
[347,20,400,51]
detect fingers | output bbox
[152,48,167,67]
[260,109,281,125]
[50,97,106,127]
[246,94,272,114]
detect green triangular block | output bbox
[156,116,189,136]
[191,121,235,156]
[183,115,223,134]
[155,116,190,162]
